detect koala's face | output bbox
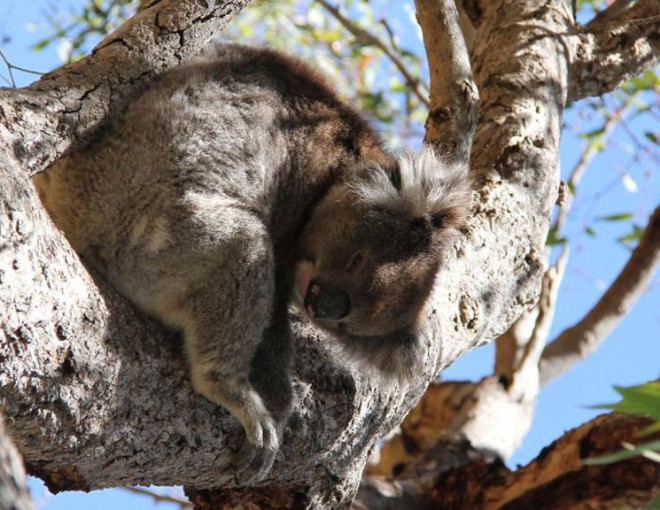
[292,182,454,339]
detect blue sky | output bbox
[1,1,658,508]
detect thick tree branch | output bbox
[355,414,660,510]
[0,415,32,510]
[568,0,659,101]
[0,0,252,175]
[414,0,478,163]
[539,205,660,386]
[451,0,571,353]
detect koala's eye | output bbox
[346,251,368,273]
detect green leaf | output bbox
[626,70,660,93]
[596,212,634,222]
[546,227,567,246]
[645,132,659,145]
[31,38,52,52]
[567,180,576,195]
[618,224,644,245]
[584,226,596,237]
[580,127,605,140]
[593,382,660,420]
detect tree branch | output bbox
[539,205,660,386]
[0,415,32,510]
[552,97,630,235]
[432,414,660,510]
[354,414,660,509]
[0,0,252,175]
[414,0,479,163]
[587,0,637,30]
[568,0,659,101]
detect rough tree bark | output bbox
[356,414,660,510]
[353,0,658,507]
[0,416,32,510]
[0,0,657,509]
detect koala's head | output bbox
[292,148,470,381]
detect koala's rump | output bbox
[33,65,289,314]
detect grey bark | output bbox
[415,0,479,163]
[0,0,657,508]
[569,0,659,101]
[0,415,32,510]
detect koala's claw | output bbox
[234,416,280,485]
[236,442,278,485]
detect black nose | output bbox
[304,278,350,320]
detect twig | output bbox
[552,96,631,236]
[122,486,193,508]
[509,247,569,396]
[0,48,45,88]
[587,0,636,28]
[315,0,430,108]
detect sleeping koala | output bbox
[33,43,470,482]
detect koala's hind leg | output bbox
[166,207,287,482]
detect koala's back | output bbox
[34,44,388,313]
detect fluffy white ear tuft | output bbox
[350,147,471,220]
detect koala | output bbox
[33,43,470,482]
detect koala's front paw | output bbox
[234,412,279,485]
[189,371,282,484]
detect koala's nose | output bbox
[304,278,350,320]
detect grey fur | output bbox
[33,43,470,482]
